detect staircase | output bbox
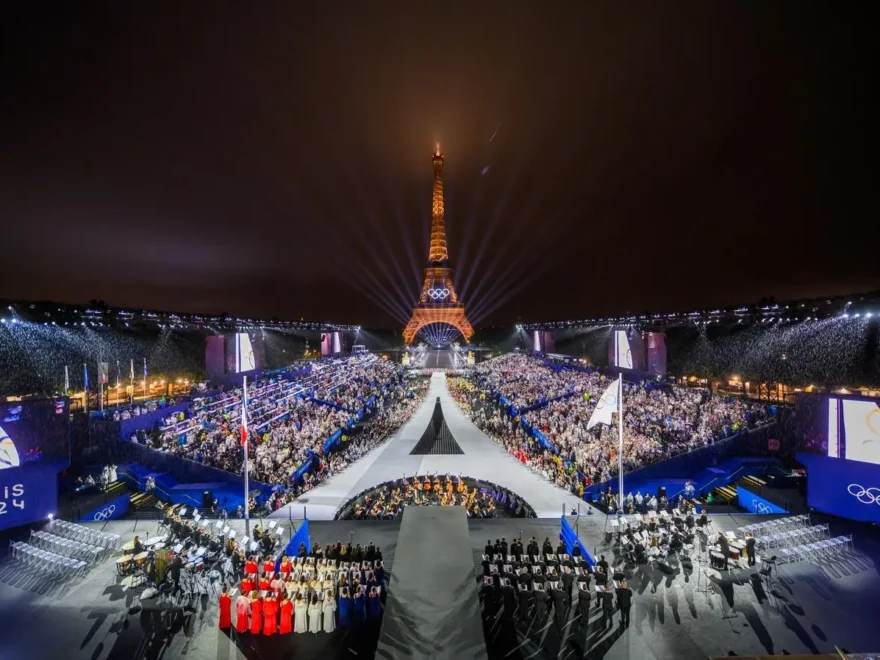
[130,490,158,509]
[103,480,127,497]
[702,474,767,506]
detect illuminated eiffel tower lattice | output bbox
[403,146,474,346]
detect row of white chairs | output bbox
[755,524,830,550]
[50,519,120,550]
[30,530,104,564]
[9,541,89,579]
[739,513,810,538]
[777,535,853,564]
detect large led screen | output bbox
[0,463,59,530]
[235,333,257,373]
[826,396,880,466]
[0,398,69,469]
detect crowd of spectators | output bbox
[449,354,772,493]
[129,357,430,509]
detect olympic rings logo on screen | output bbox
[752,499,772,514]
[847,484,880,505]
[93,505,117,521]
[427,288,450,300]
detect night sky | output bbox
[1,3,877,328]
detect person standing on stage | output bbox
[308,594,322,633]
[323,590,337,632]
[249,591,263,635]
[235,589,251,635]
[746,533,757,566]
[293,593,309,633]
[263,591,277,636]
[169,555,183,594]
[615,579,632,627]
[279,594,293,635]
[717,534,730,570]
[600,588,614,629]
[218,585,232,630]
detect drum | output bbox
[710,551,725,569]
[122,541,136,554]
[115,556,131,575]
[729,547,741,561]
[133,552,150,567]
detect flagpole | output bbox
[243,375,250,539]
[617,374,624,512]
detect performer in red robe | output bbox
[262,557,275,574]
[279,557,292,578]
[258,575,271,591]
[240,577,254,596]
[262,593,277,636]
[235,592,250,634]
[279,595,293,634]
[244,557,258,576]
[249,593,263,635]
[218,586,233,629]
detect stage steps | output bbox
[103,480,127,496]
[130,491,158,509]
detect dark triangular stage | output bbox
[409,397,464,455]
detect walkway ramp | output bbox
[376,507,488,660]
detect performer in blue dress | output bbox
[353,587,367,627]
[375,561,385,586]
[368,587,382,621]
[337,588,352,629]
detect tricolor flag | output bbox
[587,375,621,429]
[241,390,249,447]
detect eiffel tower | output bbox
[403,146,474,346]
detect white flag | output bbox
[587,376,620,429]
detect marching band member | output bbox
[218,585,232,630]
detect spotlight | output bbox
[48,513,54,520]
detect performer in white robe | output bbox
[308,595,322,633]
[322,592,337,632]
[293,594,309,633]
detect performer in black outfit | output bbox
[746,533,757,566]
[717,534,730,570]
[616,580,632,627]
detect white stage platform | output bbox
[272,372,585,520]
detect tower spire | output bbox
[429,145,448,263]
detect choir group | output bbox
[216,551,385,636]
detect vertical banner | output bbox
[83,363,89,412]
[321,333,332,357]
[64,365,69,393]
[143,357,148,400]
[130,359,135,403]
